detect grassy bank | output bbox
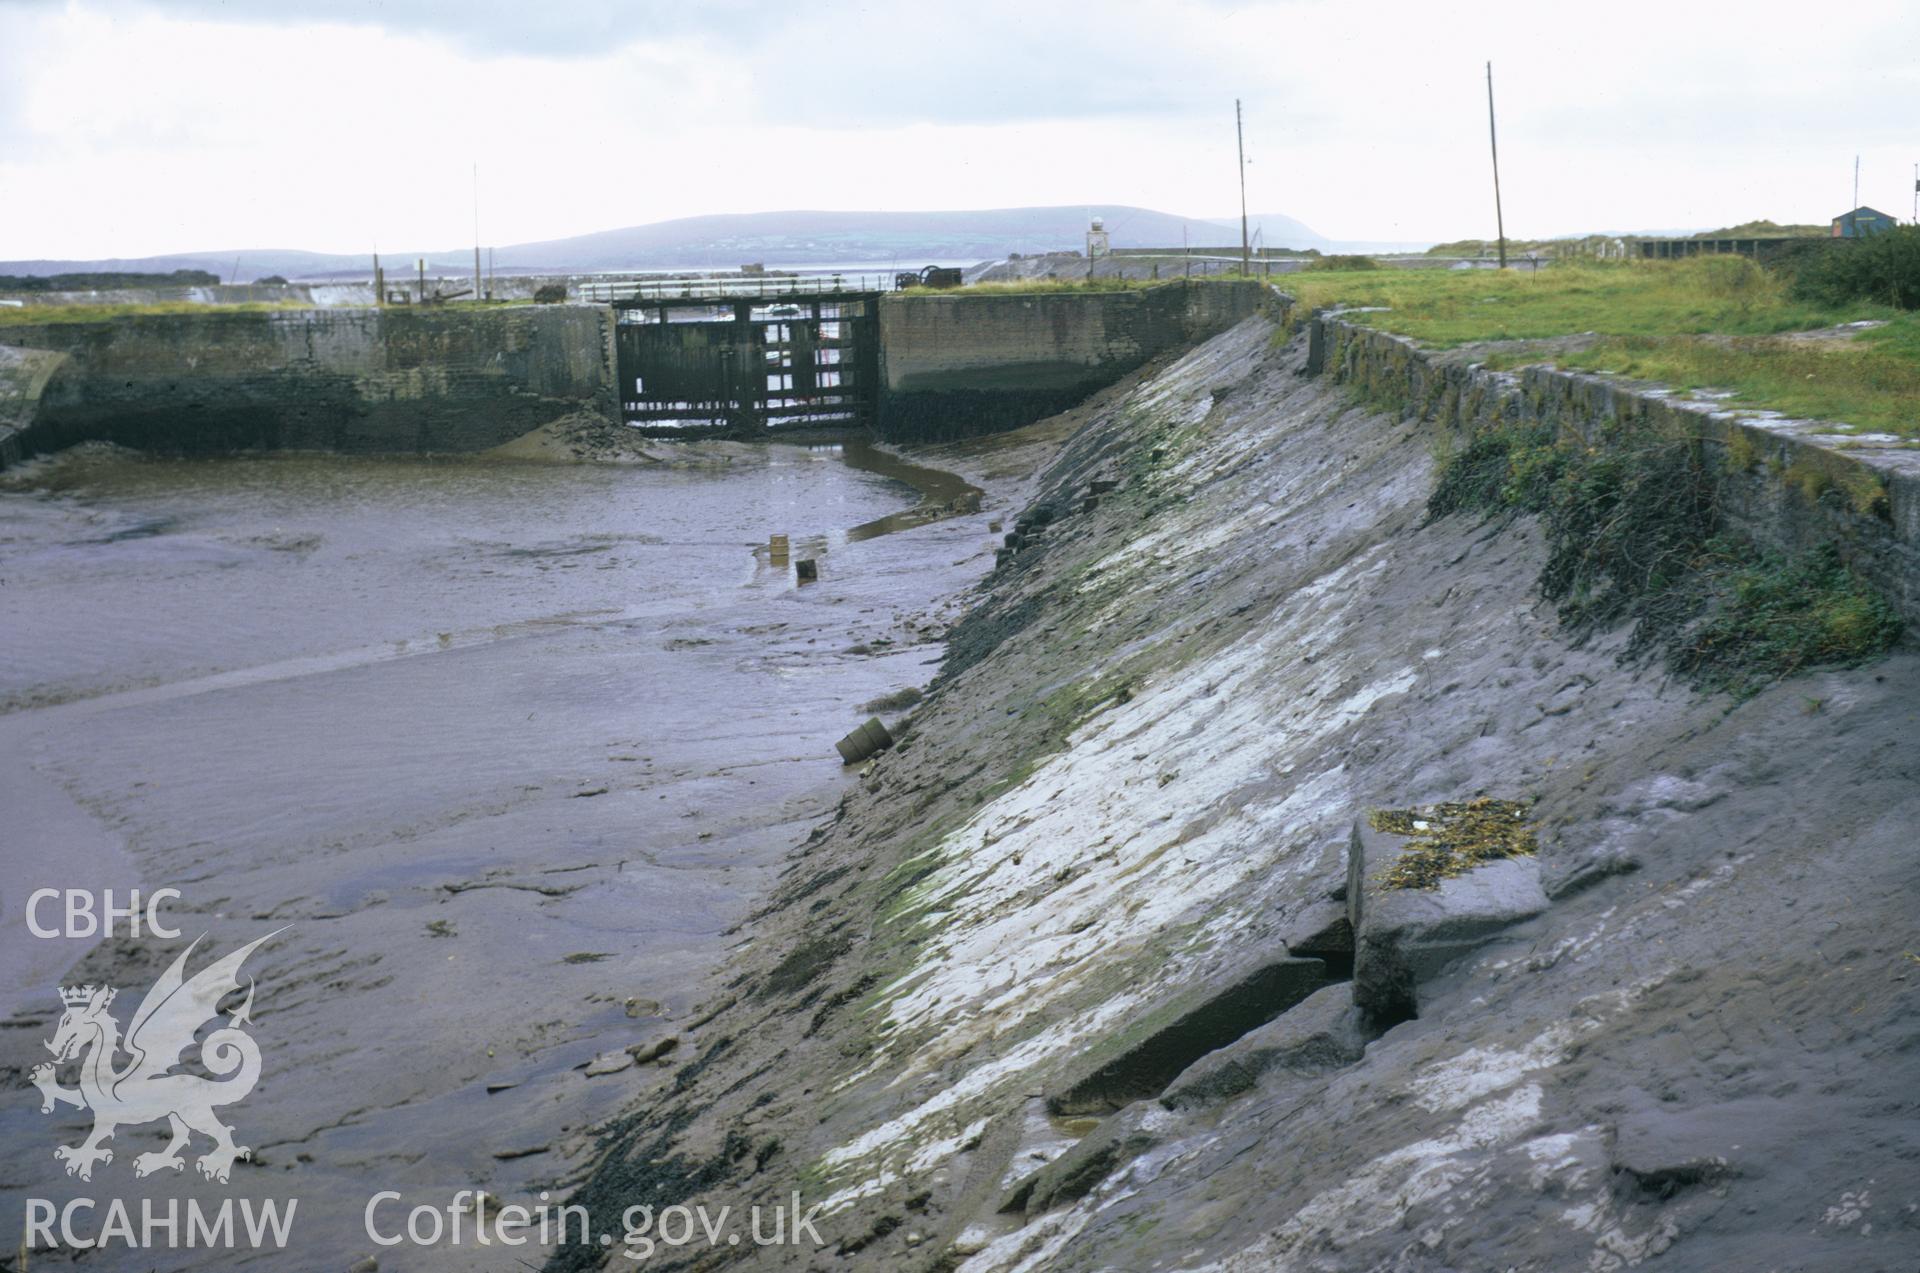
[1275,258,1919,436]
[952,277,1171,296]
[0,300,316,325]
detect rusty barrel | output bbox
[834,716,894,765]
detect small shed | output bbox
[1831,206,1897,237]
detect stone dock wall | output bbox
[0,283,1265,463]
[0,305,616,462]
[0,344,70,467]
[874,280,1265,441]
[1288,292,1920,625]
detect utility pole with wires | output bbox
[1236,99,1251,277]
[1486,62,1507,269]
[472,162,484,303]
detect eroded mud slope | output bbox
[559,316,1920,1272]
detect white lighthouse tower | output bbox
[1086,215,1110,259]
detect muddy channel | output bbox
[0,432,1030,1270]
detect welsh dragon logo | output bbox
[31,931,282,1184]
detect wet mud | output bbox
[0,430,1055,1269]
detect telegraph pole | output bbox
[1236,99,1251,277]
[1486,62,1507,269]
[473,163,483,303]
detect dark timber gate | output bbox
[613,294,880,436]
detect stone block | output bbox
[1347,816,1547,1024]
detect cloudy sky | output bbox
[0,0,1914,259]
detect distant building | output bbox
[1831,206,1896,237]
[1086,216,1110,259]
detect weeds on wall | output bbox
[1427,420,1904,696]
[1671,542,1904,695]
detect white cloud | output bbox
[0,0,1915,259]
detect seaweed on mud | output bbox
[940,592,1046,682]
[670,1034,736,1094]
[758,935,851,999]
[543,1116,753,1273]
[1369,797,1538,890]
[805,973,880,1038]
[860,686,924,713]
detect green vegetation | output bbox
[1427,419,1904,695]
[1303,254,1380,272]
[1279,257,1883,343]
[0,300,314,325]
[1369,798,1538,891]
[1673,544,1904,695]
[1423,237,1560,258]
[961,276,1162,295]
[1692,219,1824,239]
[0,269,220,291]
[1276,257,1920,436]
[1520,325,1920,436]
[1789,225,1920,310]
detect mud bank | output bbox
[555,315,1920,1271]
[0,435,1058,1271]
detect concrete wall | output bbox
[0,305,615,462]
[1289,294,1920,626]
[0,284,1263,463]
[875,280,1265,441]
[0,344,69,467]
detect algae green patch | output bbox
[757,934,851,998]
[1369,798,1538,890]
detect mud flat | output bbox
[0,432,1061,1270]
[553,316,1920,1270]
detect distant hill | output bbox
[0,205,1337,281]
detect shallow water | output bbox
[0,441,998,1268]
